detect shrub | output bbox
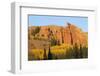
[32,26,40,36]
[50,38,57,46]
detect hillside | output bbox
[28,23,88,60]
[28,23,88,47]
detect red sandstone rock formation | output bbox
[28,23,88,46]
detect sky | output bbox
[28,15,88,32]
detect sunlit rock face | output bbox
[28,23,88,48]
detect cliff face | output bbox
[28,23,88,46]
[65,23,88,46]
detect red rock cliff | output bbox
[28,23,88,46]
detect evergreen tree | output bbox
[48,47,52,59]
[79,44,83,58]
[50,38,57,46]
[74,43,79,58]
[32,26,40,36]
[43,48,47,60]
[82,46,88,58]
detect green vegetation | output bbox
[32,26,40,36]
[50,38,57,46]
[65,43,88,59]
[28,24,88,60]
[28,43,88,60]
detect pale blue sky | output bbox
[28,15,88,32]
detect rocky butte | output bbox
[28,22,88,49]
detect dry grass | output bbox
[28,44,76,60]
